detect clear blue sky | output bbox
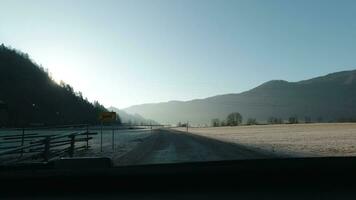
[1,0,356,108]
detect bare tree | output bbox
[246,118,257,125]
[288,116,299,124]
[304,116,312,123]
[268,117,283,124]
[226,112,243,126]
[211,118,220,127]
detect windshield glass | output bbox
[1,0,356,167]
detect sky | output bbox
[1,0,356,108]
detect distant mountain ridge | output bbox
[123,70,356,125]
[108,107,158,125]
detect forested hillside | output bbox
[0,45,109,127]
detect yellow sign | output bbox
[99,112,117,123]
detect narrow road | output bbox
[115,129,274,166]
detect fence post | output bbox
[43,136,50,162]
[112,128,114,151]
[20,127,25,157]
[69,134,75,157]
[86,125,89,149]
[100,122,103,152]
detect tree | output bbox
[220,121,226,126]
[246,118,257,125]
[317,116,323,123]
[268,117,283,124]
[211,118,220,127]
[115,114,122,125]
[288,116,299,124]
[226,112,242,126]
[304,116,312,123]
[0,45,111,127]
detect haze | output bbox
[1,0,356,108]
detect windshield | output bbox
[1,0,356,167]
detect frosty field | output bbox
[174,123,356,157]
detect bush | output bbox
[246,118,257,125]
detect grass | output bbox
[174,123,356,157]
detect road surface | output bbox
[114,129,275,166]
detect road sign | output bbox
[99,112,117,123]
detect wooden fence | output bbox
[0,125,97,164]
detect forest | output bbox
[0,44,113,127]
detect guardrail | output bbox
[0,125,97,164]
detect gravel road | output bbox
[115,128,275,166]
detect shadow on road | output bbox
[114,128,285,166]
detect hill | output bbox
[0,45,109,127]
[108,107,159,125]
[124,70,356,125]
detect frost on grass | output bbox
[174,123,356,157]
[77,129,152,155]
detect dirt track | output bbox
[114,129,275,166]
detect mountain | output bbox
[124,70,356,125]
[108,107,158,125]
[0,45,108,127]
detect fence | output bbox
[0,124,97,164]
[0,124,163,165]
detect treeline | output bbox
[0,44,115,127]
[124,120,158,126]
[176,112,244,128]
[211,112,244,127]
[209,114,356,127]
[266,116,356,124]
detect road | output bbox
[114,128,275,166]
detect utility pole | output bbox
[86,124,89,149]
[112,127,114,151]
[100,122,103,152]
[186,121,189,133]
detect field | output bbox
[174,123,356,157]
